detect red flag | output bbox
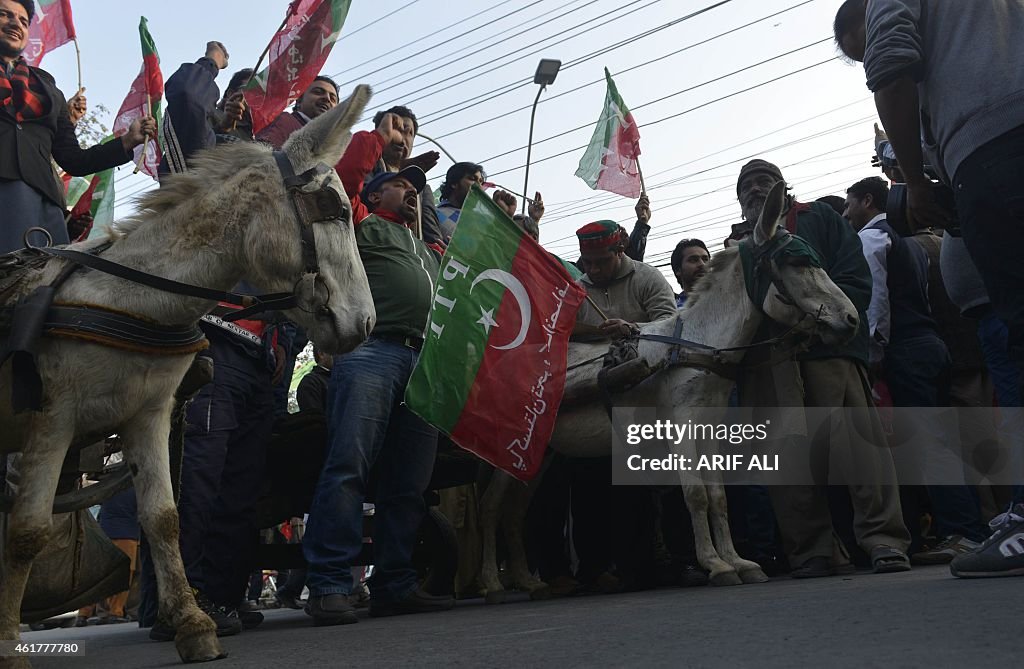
[69,173,100,219]
[243,0,353,134]
[112,18,163,179]
[405,187,586,481]
[575,68,643,198]
[23,0,76,67]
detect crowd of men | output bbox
[2,0,1024,642]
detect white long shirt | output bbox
[858,213,891,365]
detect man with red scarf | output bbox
[0,0,154,254]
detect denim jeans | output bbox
[975,313,1024,503]
[886,335,987,543]
[303,338,437,602]
[955,123,1024,404]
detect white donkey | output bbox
[0,86,376,666]
[476,180,859,597]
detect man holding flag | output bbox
[0,0,155,254]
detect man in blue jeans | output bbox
[835,0,1024,578]
[302,166,453,625]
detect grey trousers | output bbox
[739,357,910,567]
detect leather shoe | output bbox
[305,594,358,626]
[369,588,454,618]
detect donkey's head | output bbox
[241,85,376,354]
[743,180,859,346]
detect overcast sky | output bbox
[39,0,877,280]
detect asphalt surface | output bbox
[18,566,1022,668]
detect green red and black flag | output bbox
[112,17,163,179]
[405,186,586,481]
[575,68,643,198]
[24,0,76,66]
[244,0,352,134]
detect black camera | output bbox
[886,181,960,237]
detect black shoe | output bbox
[148,590,243,642]
[951,503,1024,578]
[237,609,264,630]
[369,588,455,618]
[679,564,710,588]
[305,594,358,626]
[790,556,833,579]
[275,592,305,610]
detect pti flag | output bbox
[405,186,586,481]
[112,17,163,179]
[575,68,643,198]
[244,0,353,134]
[23,0,76,66]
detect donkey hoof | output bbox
[739,568,769,584]
[484,589,507,605]
[709,570,743,586]
[527,585,552,601]
[175,615,225,663]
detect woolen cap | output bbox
[736,159,784,195]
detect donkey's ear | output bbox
[282,84,372,170]
[753,179,787,247]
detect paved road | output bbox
[20,566,1020,668]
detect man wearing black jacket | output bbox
[0,0,154,253]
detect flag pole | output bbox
[73,37,82,91]
[235,3,299,132]
[584,294,611,322]
[636,155,647,196]
[133,94,154,175]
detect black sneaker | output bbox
[237,609,264,630]
[148,590,243,642]
[369,588,455,618]
[275,592,305,610]
[305,593,358,626]
[950,503,1024,578]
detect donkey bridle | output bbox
[0,152,347,412]
[37,151,347,323]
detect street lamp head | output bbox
[534,59,561,86]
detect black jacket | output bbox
[0,66,131,208]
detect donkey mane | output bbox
[113,141,277,242]
[684,246,739,309]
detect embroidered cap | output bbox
[576,220,627,251]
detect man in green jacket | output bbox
[302,166,454,626]
[734,159,911,578]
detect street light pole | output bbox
[522,59,561,216]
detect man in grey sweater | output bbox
[835,0,1024,579]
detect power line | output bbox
[541,113,875,225]
[329,0,530,85]
[413,0,737,128]
[362,0,681,119]
[367,0,590,95]
[335,0,421,46]
[541,95,871,216]
[472,38,831,173]
[423,0,812,132]
[482,56,838,186]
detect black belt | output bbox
[373,333,424,351]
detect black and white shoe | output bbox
[148,589,243,641]
[950,503,1024,578]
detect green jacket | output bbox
[792,201,871,365]
[356,213,441,339]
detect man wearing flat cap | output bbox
[302,165,454,626]
[734,158,911,579]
